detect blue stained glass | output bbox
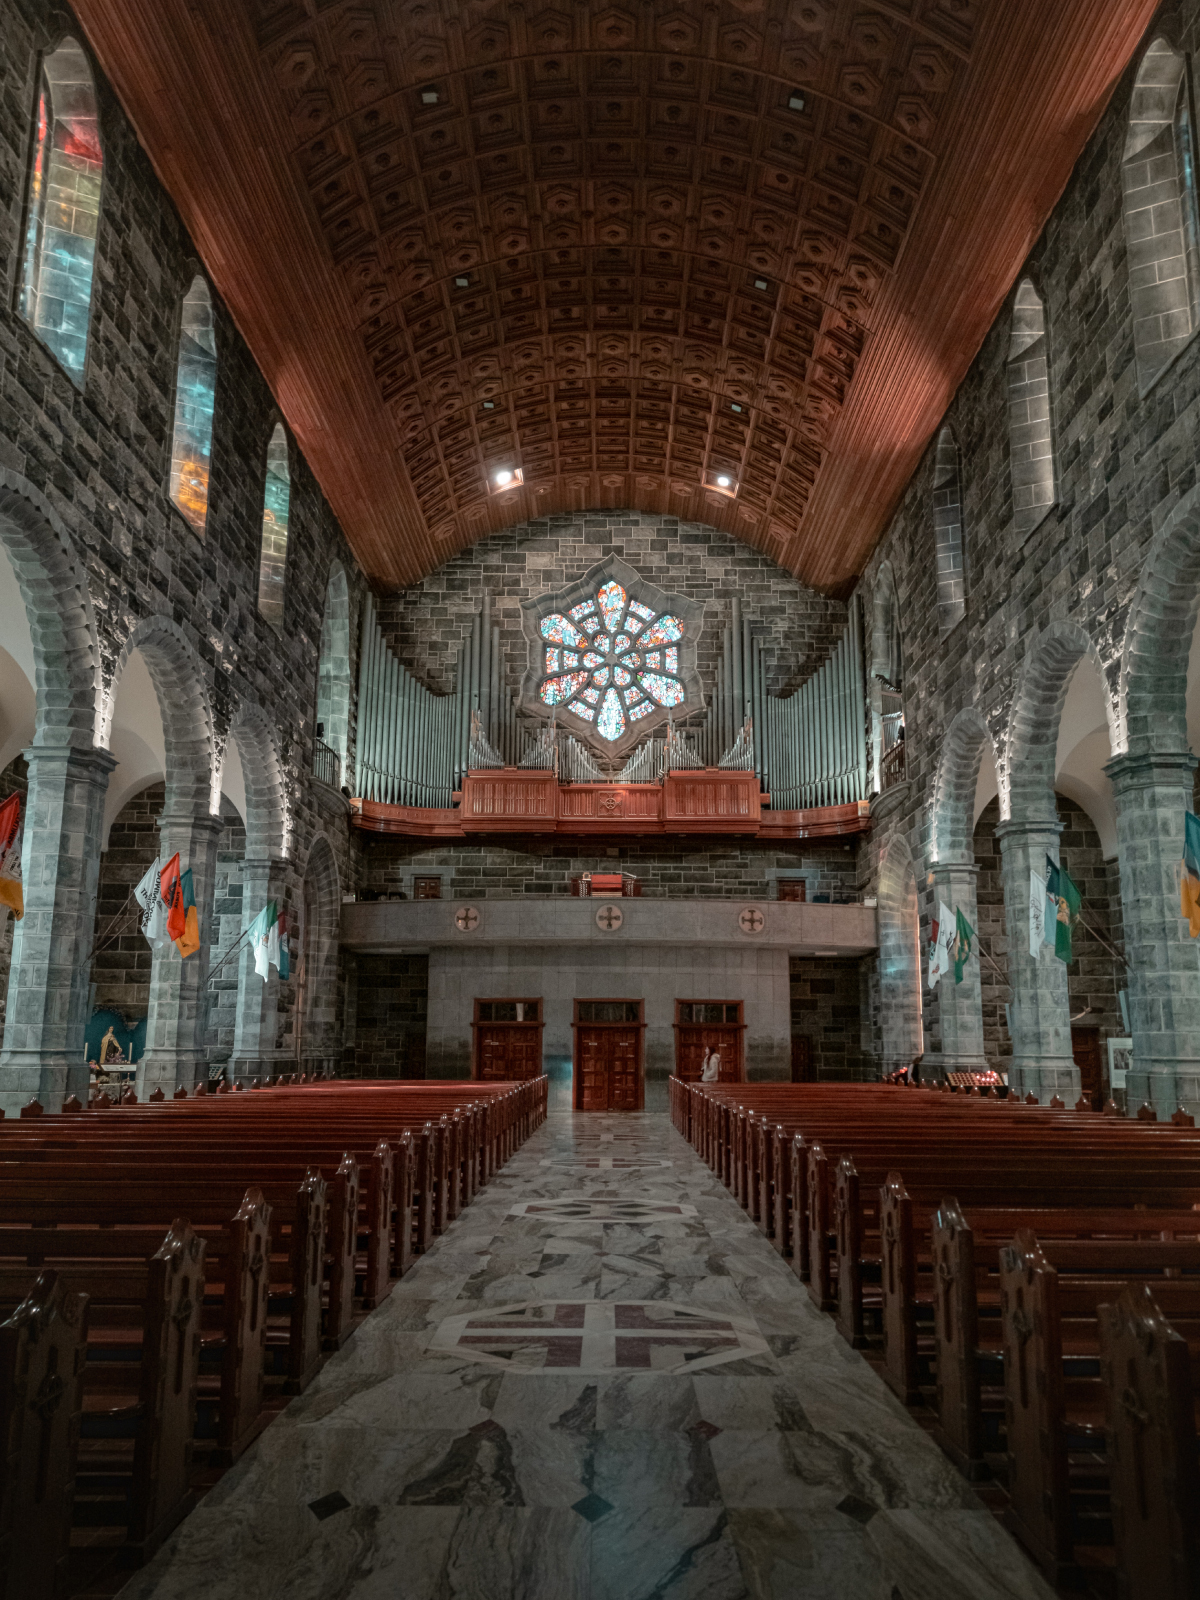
[257,423,290,626]
[664,646,679,673]
[629,700,655,721]
[541,614,583,648]
[572,704,595,721]
[541,670,589,705]
[563,651,580,667]
[638,615,683,647]
[613,665,631,687]
[625,615,644,634]
[625,684,643,703]
[593,635,611,653]
[583,651,604,668]
[629,600,655,621]
[569,600,597,621]
[582,616,601,634]
[544,647,560,673]
[583,686,601,705]
[592,667,610,687]
[614,634,631,653]
[597,688,626,741]
[644,651,661,669]
[170,277,217,533]
[597,580,627,632]
[639,672,685,707]
[623,652,642,669]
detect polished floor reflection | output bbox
[123,1113,1055,1600]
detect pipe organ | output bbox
[354,589,869,826]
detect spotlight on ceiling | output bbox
[716,474,732,488]
[706,470,738,497]
[494,469,513,486]
[421,87,440,104]
[730,403,743,413]
[454,276,470,288]
[788,92,806,112]
[482,400,495,410]
[754,278,769,291]
[490,466,524,492]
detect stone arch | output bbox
[1120,482,1200,755]
[316,560,352,771]
[224,701,287,859]
[928,705,996,862]
[1006,620,1115,822]
[877,829,923,1073]
[0,469,101,747]
[297,832,340,1066]
[106,616,215,815]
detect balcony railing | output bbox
[880,690,906,790]
[314,737,341,789]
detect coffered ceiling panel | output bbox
[72,0,1159,593]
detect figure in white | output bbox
[701,1046,721,1083]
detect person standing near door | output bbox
[701,1046,720,1083]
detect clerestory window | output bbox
[169,277,217,533]
[257,423,290,627]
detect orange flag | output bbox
[160,853,186,944]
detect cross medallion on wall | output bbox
[596,904,624,932]
[454,905,481,932]
[738,907,765,934]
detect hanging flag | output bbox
[1029,869,1047,956]
[1047,854,1082,963]
[248,900,277,980]
[133,856,165,946]
[274,906,290,980]
[929,900,955,987]
[0,793,22,920]
[174,868,200,959]
[927,908,942,988]
[1182,811,1200,937]
[953,907,975,983]
[160,853,186,943]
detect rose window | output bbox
[537,578,686,742]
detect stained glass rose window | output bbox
[537,578,688,742]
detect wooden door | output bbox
[674,1001,744,1083]
[1071,1026,1103,1110]
[573,1001,644,1111]
[473,1000,543,1083]
[791,1035,813,1083]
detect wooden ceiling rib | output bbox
[69,0,1159,595]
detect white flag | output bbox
[134,856,166,947]
[1029,870,1046,957]
[930,900,955,987]
[247,901,275,980]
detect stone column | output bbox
[1106,750,1200,1115]
[0,744,116,1116]
[995,818,1079,1102]
[927,858,989,1074]
[138,810,222,1098]
[227,856,287,1082]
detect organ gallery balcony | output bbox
[340,894,878,958]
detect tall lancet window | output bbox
[1123,40,1200,391]
[169,277,217,533]
[257,423,290,627]
[18,38,103,383]
[1006,280,1056,538]
[932,425,965,635]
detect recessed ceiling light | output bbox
[494,469,513,486]
[421,88,439,104]
[491,466,524,491]
[788,92,806,112]
[716,474,732,489]
[482,400,495,410]
[730,403,743,413]
[454,276,470,288]
[754,278,769,291]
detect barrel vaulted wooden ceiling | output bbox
[73,0,1159,594]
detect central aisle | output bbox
[125,1113,1053,1600]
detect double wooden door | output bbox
[474,999,544,1083]
[1071,1026,1103,1111]
[674,1001,744,1083]
[573,1000,643,1111]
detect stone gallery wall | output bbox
[851,0,1200,1078]
[349,954,429,1079]
[789,957,870,1081]
[0,0,372,1072]
[356,837,860,902]
[376,512,849,706]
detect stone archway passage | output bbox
[121,1112,1056,1598]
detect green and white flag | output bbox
[248,900,279,981]
[1045,855,1082,963]
[953,907,975,984]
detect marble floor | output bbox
[122,1113,1056,1600]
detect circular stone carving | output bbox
[595,903,624,932]
[738,905,766,935]
[454,905,481,932]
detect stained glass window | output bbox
[169,277,217,533]
[18,38,102,383]
[535,578,688,740]
[257,423,290,627]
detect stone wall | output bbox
[350,954,428,1079]
[851,0,1200,1092]
[789,957,870,1081]
[375,512,848,706]
[0,0,372,1083]
[357,837,860,902]
[89,781,162,1026]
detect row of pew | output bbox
[668,1077,1200,1598]
[0,1074,547,1600]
